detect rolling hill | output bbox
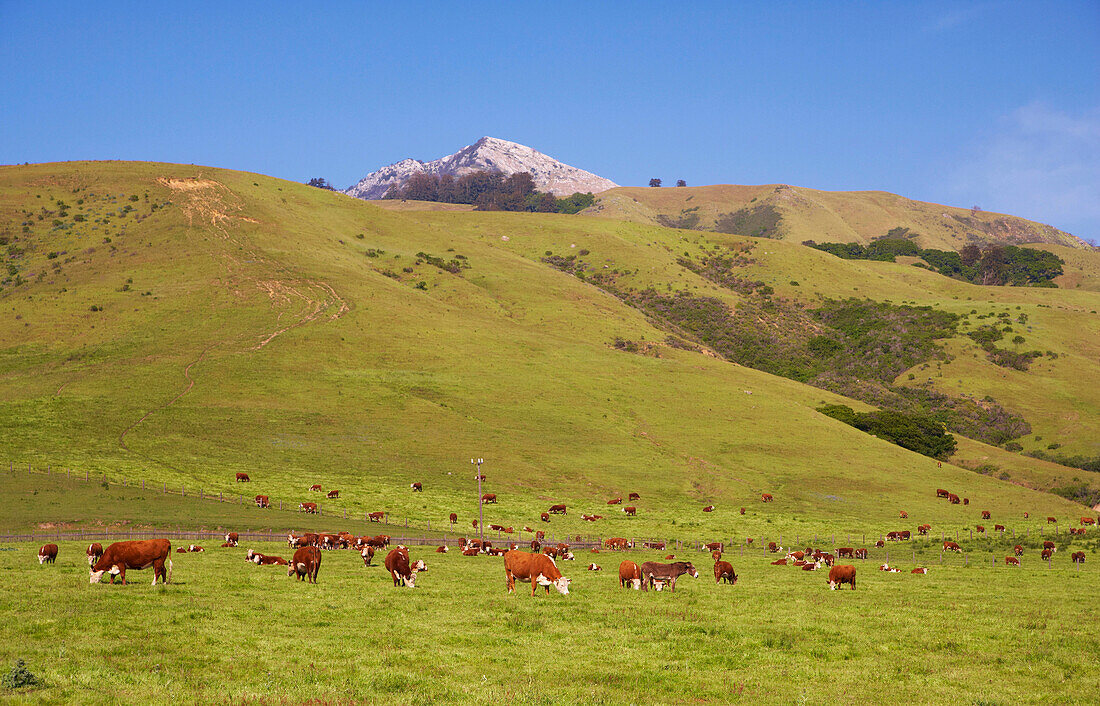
[1,161,1098,542]
[583,184,1090,251]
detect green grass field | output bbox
[2,537,1096,704]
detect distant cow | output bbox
[767,542,780,553]
[548,504,567,515]
[1071,551,1085,564]
[975,525,985,534]
[535,531,545,540]
[482,493,497,504]
[299,502,318,513]
[936,489,950,498]
[1041,548,1054,560]
[289,546,321,583]
[504,550,570,596]
[943,541,962,553]
[410,482,422,492]
[473,474,486,481]
[981,511,991,520]
[1042,541,1056,551]
[875,540,885,548]
[607,497,622,505]
[224,532,239,546]
[254,495,269,508]
[963,498,969,505]
[899,511,908,518]
[917,525,930,535]
[86,543,104,566]
[761,494,773,503]
[38,544,58,565]
[461,546,479,557]
[1014,545,1024,556]
[623,506,636,516]
[639,561,698,592]
[435,546,448,553]
[628,492,640,501]
[619,560,642,589]
[702,505,715,512]
[368,511,385,522]
[587,564,601,571]
[703,542,723,552]
[1047,517,1057,524]
[540,512,550,522]
[449,513,457,526]
[235,472,250,482]
[643,541,666,550]
[827,565,856,590]
[837,548,854,558]
[1082,518,1096,526]
[248,550,288,566]
[714,561,737,585]
[911,567,928,574]
[948,494,960,504]
[384,548,422,588]
[854,548,868,560]
[771,558,788,565]
[309,484,322,492]
[326,490,339,499]
[995,524,1005,532]
[604,537,631,550]
[1005,556,1020,566]
[530,540,541,552]
[740,507,746,515]
[489,524,506,532]
[90,539,172,585]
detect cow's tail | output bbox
[167,559,173,584]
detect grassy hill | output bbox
[1,161,1097,544]
[583,184,1090,251]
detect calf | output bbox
[489,524,507,532]
[1042,541,1056,552]
[702,505,715,512]
[309,484,322,492]
[899,510,908,519]
[288,546,322,583]
[235,472,250,482]
[936,488,950,498]
[643,541,666,550]
[619,560,643,589]
[623,506,636,516]
[607,497,622,505]
[994,524,1005,532]
[90,539,172,585]
[975,525,985,534]
[801,563,818,572]
[587,564,601,571]
[505,550,570,596]
[981,510,991,520]
[911,567,928,574]
[827,565,856,590]
[368,511,385,522]
[1041,548,1054,560]
[639,561,698,592]
[853,548,868,560]
[435,546,449,553]
[1014,544,1024,556]
[1005,556,1020,566]
[771,558,788,565]
[767,542,780,553]
[761,494,773,503]
[540,512,550,522]
[740,507,746,515]
[1047,516,1057,524]
[224,532,239,546]
[548,504,567,514]
[410,482,422,492]
[963,498,969,506]
[384,548,422,588]
[461,546,480,557]
[254,495,270,508]
[86,542,104,566]
[38,544,58,565]
[249,551,288,566]
[449,512,457,526]
[299,502,318,514]
[713,561,737,585]
[875,540,885,548]
[917,524,931,535]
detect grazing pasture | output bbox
[2,540,1097,703]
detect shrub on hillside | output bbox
[818,404,957,460]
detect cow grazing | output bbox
[1041,548,1054,560]
[326,490,339,499]
[410,482,422,492]
[639,561,698,592]
[90,539,172,585]
[827,565,856,590]
[628,492,640,501]
[623,506,636,516]
[587,564,601,571]
[607,497,622,505]
[1014,544,1024,556]
[368,511,385,522]
[1082,517,1096,526]
[254,495,270,508]
[995,524,1005,532]
[917,524,931,535]
[745,538,753,545]
[309,484,322,492]
[948,494,960,504]
[548,504,567,515]
[975,525,985,534]
[761,494,773,503]
[981,511,991,520]
[1042,541,1056,552]
[703,542,723,552]
[1071,551,1085,564]
[384,548,422,588]
[875,540,885,548]
[448,512,457,526]
[899,511,908,518]
[535,531,545,541]
[235,472,250,482]
[224,532,239,546]
[943,541,962,553]
[504,550,570,596]
[38,544,58,565]
[1005,556,1020,566]
[1047,517,1057,524]
[540,512,550,523]
[702,505,715,512]
[936,488,950,498]
[740,507,746,515]
[299,502,318,514]
[530,540,541,552]
[288,546,322,583]
[619,560,643,589]
[854,548,868,560]
[86,543,104,566]
[482,493,497,504]
[837,548,854,558]
[604,538,632,550]
[714,561,737,585]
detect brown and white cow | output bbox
[299,502,318,514]
[771,558,788,565]
[875,540,885,548]
[1071,551,1085,564]
[619,560,642,589]
[248,550,289,566]
[540,512,550,523]
[761,494,773,503]
[936,488,950,499]
[548,504,567,515]
[1042,540,1056,552]
[489,524,507,532]
[38,544,58,565]
[628,492,640,501]
[703,542,723,552]
[702,505,715,512]
[224,532,239,547]
[643,541,666,550]
[435,545,449,553]
[767,542,780,553]
[943,541,962,553]
[288,546,321,583]
[948,493,960,504]
[309,484,322,492]
[410,482,422,492]
[368,511,385,522]
[384,548,423,588]
[254,495,270,508]
[854,548,868,560]
[90,539,172,585]
[359,546,375,566]
[1014,544,1024,556]
[827,564,856,590]
[981,510,991,520]
[604,537,632,550]
[975,525,986,534]
[639,561,698,592]
[482,493,497,504]
[504,550,570,596]
[1082,517,1097,526]
[836,548,854,558]
[1041,548,1054,560]
[714,561,737,585]
[326,490,339,499]
[449,512,458,526]
[963,498,969,506]
[86,542,104,566]
[623,506,637,516]
[911,567,929,574]
[1005,556,1020,566]
[587,564,601,571]
[899,510,908,518]
[1047,516,1057,524]
[235,472,250,482]
[994,524,1005,533]
[607,497,622,505]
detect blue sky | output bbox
[2,1,1098,243]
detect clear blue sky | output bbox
[2,1,1098,243]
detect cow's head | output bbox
[828,579,837,590]
[631,578,641,590]
[89,565,119,585]
[564,552,575,561]
[686,563,699,578]
[412,559,426,572]
[552,576,570,594]
[246,549,255,561]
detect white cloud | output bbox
[950,102,1100,244]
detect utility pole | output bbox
[472,458,484,547]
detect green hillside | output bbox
[584,184,1090,251]
[1,162,1097,543]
